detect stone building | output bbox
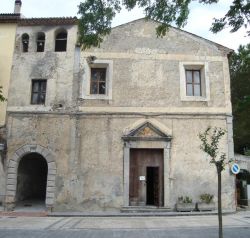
[2,6,236,211]
[0,1,21,204]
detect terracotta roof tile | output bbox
[0,13,20,23]
[19,17,78,26]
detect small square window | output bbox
[31,80,47,105]
[90,68,106,95]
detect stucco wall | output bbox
[6,114,235,211]
[80,19,231,113]
[7,24,78,109]
[0,23,17,126]
[4,19,235,211]
[0,23,17,203]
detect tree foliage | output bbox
[0,86,6,102]
[230,44,250,154]
[199,127,229,170]
[211,0,250,35]
[78,0,250,48]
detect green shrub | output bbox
[200,193,214,204]
[178,196,193,203]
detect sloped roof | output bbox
[0,14,77,25]
[0,15,233,54]
[112,18,233,55]
[0,13,20,23]
[19,17,78,26]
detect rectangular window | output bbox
[82,59,113,100]
[185,70,201,96]
[90,68,106,94]
[31,80,47,104]
[180,62,209,101]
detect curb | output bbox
[48,210,236,218]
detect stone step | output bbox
[120,206,172,213]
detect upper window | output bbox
[82,59,113,100]
[36,32,45,52]
[31,80,47,105]
[55,30,67,52]
[179,62,210,101]
[90,68,106,94]
[22,33,29,52]
[186,70,201,96]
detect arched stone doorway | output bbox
[16,153,48,206]
[5,145,56,211]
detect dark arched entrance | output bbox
[16,153,48,206]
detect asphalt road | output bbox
[0,211,250,238]
[0,227,250,238]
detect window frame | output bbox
[185,69,201,97]
[22,33,29,53]
[82,59,113,100]
[36,32,46,52]
[55,30,67,52]
[179,62,210,101]
[31,79,47,105]
[90,68,107,95]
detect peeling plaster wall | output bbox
[8,24,78,109]
[6,114,235,211]
[80,19,231,111]
[4,19,235,211]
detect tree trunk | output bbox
[217,164,223,238]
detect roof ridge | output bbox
[111,17,233,54]
[20,16,77,19]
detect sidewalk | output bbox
[0,206,236,218]
[0,211,249,230]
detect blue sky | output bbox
[1,0,249,50]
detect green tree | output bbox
[199,127,232,238]
[78,0,250,48]
[230,44,250,154]
[0,86,6,102]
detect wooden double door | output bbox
[129,149,164,206]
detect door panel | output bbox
[129,149,163,206]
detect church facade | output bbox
[2,15,235,211]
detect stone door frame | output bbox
[5,144,56,210]
[123,140,171,207]
[122,119,172,208]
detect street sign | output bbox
[231,163,240,175]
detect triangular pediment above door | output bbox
[134,125,161,138]
[122,119,172,141]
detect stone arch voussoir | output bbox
[5,144,56,210]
